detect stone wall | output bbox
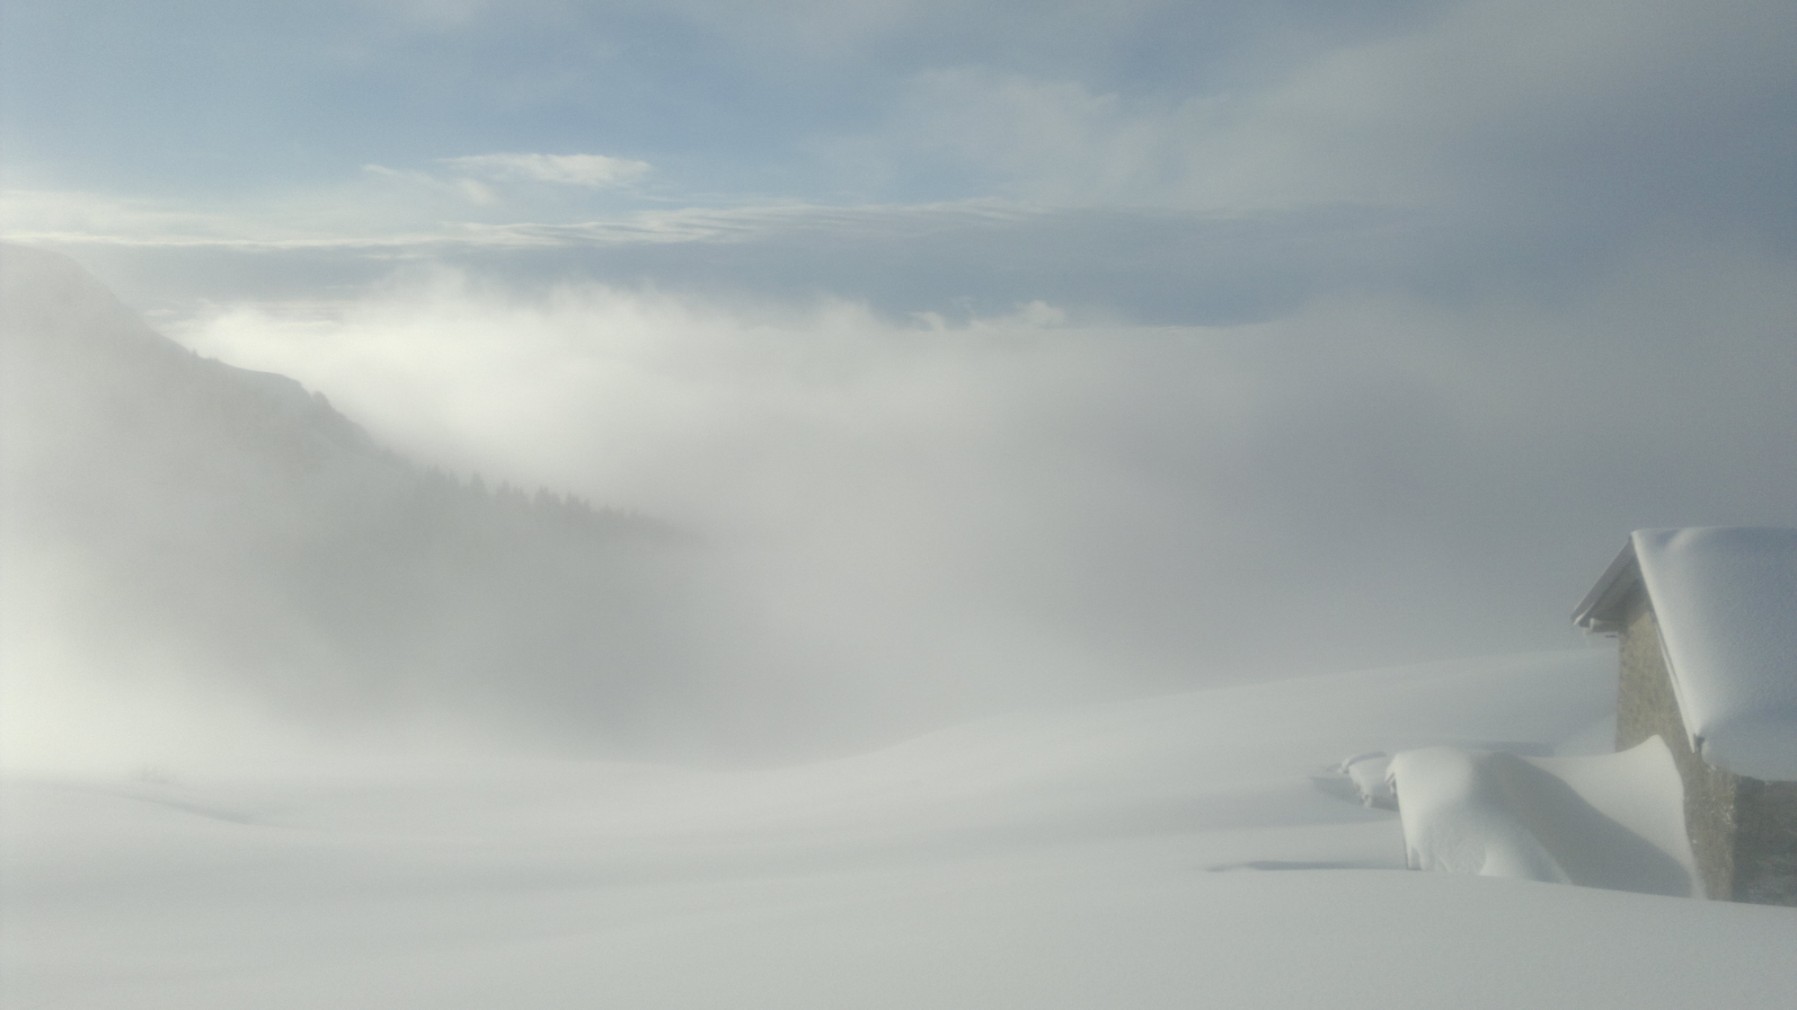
[1733,780,1797,906]
[1616,598,1739,900]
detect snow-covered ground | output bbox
[5,650,1794,1009]
[1389,739,1698,896]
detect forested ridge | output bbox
[1,245,716,750]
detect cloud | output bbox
[163,240,1797,737]
[361,164,499,206]
[827,68,1180,204]
[441,153,652,189]
[13,0,1790,326]
[1179,0,1797,224]
[7,0,1796,755]
[838,0,1795,240]
[3,188,1395,327]
[0,188,256,246]
[0,181,1029,253]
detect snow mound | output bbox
[1337,752,1396,809]
[1631,527,1797,781]
[1389,736,1698,897]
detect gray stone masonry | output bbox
[1734,780,1797,905]
[1616,598,1738,901]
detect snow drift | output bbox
[1388,737,1699,897]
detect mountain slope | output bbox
[1,244,716,756]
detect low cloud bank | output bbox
[153,243,1797,752]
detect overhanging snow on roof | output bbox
[1576,528,1797,782]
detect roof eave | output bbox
[1572,537,1643,633]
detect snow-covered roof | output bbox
[1574,527,1797,781]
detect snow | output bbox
[1338,751,1396,809]
[1631,527,1797,780]
[1388,738,1698,897]
[8,649,1796,1008]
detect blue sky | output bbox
[2,2,1423,196]
[7,0,1789,314]
[4,0,1797,707]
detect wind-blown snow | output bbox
[1388,737,1697,897]
[7,650,1796,1009]
[1632,527,1797,780]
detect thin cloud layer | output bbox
[441,153,652,188]
[4,0,1790,321]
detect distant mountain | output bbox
[0,244,721,752]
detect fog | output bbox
[175,242,1797,671]
[7,228,1790,772]
[4,0,1796,773]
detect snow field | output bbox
[5,649,1794,1009]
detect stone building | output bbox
[1573,527,1797,905]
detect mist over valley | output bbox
[4,1,1797,1003]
